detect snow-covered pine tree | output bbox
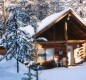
[35,0,49,20]
[48,0,66,15]
[0,2,41,79]
[65,0,86,19]
[0,4,35,74]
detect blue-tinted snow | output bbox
[0,56,86,80]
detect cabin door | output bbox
[67,45,74,65]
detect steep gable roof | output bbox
[20,8,86,37]
[38,8,86,31]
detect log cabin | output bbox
[33,8,86,66]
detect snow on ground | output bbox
[0,58,28,80]
[40,65,86,80]
[0,57,86,80]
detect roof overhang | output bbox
[34,8,86,37]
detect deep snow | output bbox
[0,58,28,80]
[0,57,86,80]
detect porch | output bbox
[36,41,86,68]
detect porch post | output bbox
[64,21,68,67]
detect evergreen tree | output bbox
[0,4,33,63]
[0,2,41,79]
[36,0,49,20]
[65,0,86,19]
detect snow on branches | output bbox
[0,6,33,62]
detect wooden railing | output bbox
[77,43,86,60]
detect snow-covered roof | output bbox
[83,18,86,22]
[38,8,71,31]
[37,37,48,42]
[19,8,86,36]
